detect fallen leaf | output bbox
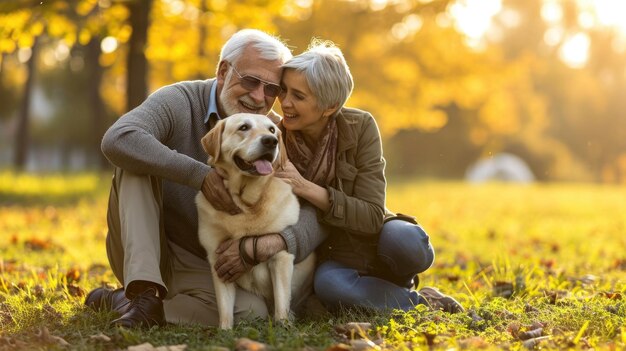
[234,337,268,351]
[518,328,543,340]
[493,281,514,298]
[540,258,556,270]
[423,332,436,347]
[66,283,85,297]
[89,332,111,342]
[458,336,489,349]
[599,291,622,300]
[350,339,380,351]
[522,336,550,348]
[507,322,521,337]
[156,345,187,351]
[543,290,568,304]
[37,326,70,347]
[524,303,539,313]
[203,347,229,351]
[324,343,351,351]
[0,336,23,347]
[66,267,81,283]
[468,310,485,330]
[24,237,56,251]
[335,322,373,338]
[127,343,187,351]
[33,284,45,298]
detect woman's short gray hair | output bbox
[219,29,292,71]
[282,40,354,112]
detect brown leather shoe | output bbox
[110,287,165,329]
[85,287,131,315]
[419,287,465,314]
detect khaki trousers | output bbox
[105,168,267,326]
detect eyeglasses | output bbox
[228,63,282,98]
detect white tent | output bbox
[465,153,535,183]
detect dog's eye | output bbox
[239,124,249,131]
[269,126,275,134]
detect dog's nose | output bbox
[261,135,278,149]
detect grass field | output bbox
[1,171,625,350]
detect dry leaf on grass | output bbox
[0,336,28,349]
[126,342,187,351]
[234,337,268,351]
[349,339,381,351]
[518,328,543,340]
[89,332,111,342]
[324,343,351,351]
[37,326,70,347]
[334,322,373,338]
[522,336,550,348]
[458,336,489,349]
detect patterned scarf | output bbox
[282,116,338,187]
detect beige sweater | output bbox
[101,79,327,261]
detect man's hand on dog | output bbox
[215,234,287,282]
[214,239,246,282]
[202,168,242,215]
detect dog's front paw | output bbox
[273,310,295,328]
[219,318,234,330]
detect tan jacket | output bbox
[316,107,387,272]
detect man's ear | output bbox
[216,60,229,84]
[201,121,224,165]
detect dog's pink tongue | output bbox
[253,160,273,175]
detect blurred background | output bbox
[0,0,625,183]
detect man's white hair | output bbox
[282,39,353,113]
[218,29,292,72]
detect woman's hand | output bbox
[275,160,331,212]
[274,161,308,197]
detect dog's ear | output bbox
[201,121,224,165]
[276,130,289,170]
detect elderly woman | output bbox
[274,40,464,313]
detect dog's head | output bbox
[201,113,287,176]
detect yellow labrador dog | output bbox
[196,113,315,329]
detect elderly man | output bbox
[85,29,327,328]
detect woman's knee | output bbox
[378,220,435,275]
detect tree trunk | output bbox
[14,36,39,170]
[86,37,109,169]
[126,0,152,112]
[195,0,208,80]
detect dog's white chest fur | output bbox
[196,177,300,297]
[197,178,299,243]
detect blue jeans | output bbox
[314,219,435,311]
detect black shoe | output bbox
[110,287,165,329]
[419,287,465,314]
[85,287,131,315]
